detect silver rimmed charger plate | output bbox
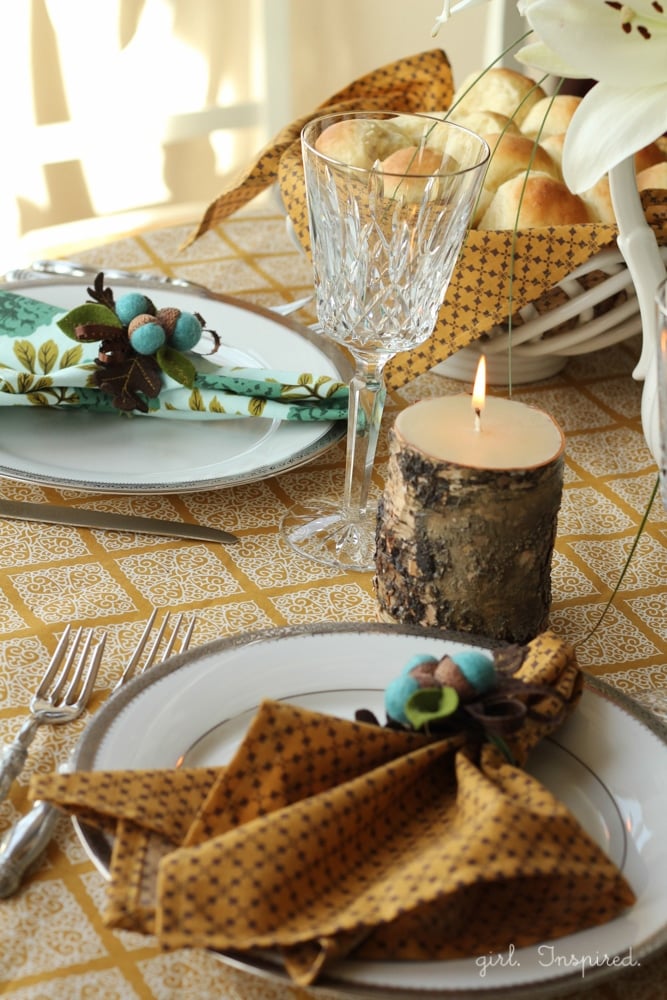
[0,278,350,493]
[71,622,667,998]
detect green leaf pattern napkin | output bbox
[0,290,348,422]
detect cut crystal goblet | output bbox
[280,111,490,571]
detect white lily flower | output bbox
[516,0,667,191]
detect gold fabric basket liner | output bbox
[188,49,667,390]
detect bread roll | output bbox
[388,112,447,145]
[452,68,546,127]
[580,177,614,224]
[539,133,565,172]
[470,131,559,225]
[521,96,582,139]
[314,118,406,168]
[380,146,450,200]
[636,161,667,191]
[448,109,521,136]
[634,142,666,174]
[481,132,560,194]
[479,174,591,230]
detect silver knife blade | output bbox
[0,498,238,544]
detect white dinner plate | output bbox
[0,278,351,493]
[72,623,667,998]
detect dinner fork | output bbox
[0,609,196,897]
[0,626,106,804]
[2,261,314,315]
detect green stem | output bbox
[576,475,660,647]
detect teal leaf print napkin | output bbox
[0,290,348,422]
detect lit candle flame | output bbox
[472,355,486,432]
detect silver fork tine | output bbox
[142,612,172,670]
[177,615,197,654]
[112,609,162,692]
[59,631,95,705]
[144,613,195,669]
[0,628,106,804]
[33,626,78,700]
[70,634,106,707]
[112,610,195,692]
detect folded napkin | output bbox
[186,49,667,390]
[0,289,347,421]
[31,631,634,986]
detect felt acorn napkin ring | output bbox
[0,276,348,422]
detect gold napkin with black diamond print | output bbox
[31,631,635,987]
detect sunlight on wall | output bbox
[2,0,494,264]
[43,0,209,213]
[2,0,269,261]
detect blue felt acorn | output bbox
[434,650,496,701]
[129,321,167,355]
[384,649,497,728]
[384,654,438,726]
[115,292,156,326]
[170,311,203,351]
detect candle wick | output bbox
[474,407,481,433]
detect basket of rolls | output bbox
[190,50,667,390]
[435,66,667,383]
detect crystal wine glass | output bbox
[280,111,490,571]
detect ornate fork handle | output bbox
[0,719,40,803]
[0,798,61,897]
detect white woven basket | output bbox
[436,243,667,385]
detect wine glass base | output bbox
[280,500,378,572]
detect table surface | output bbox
[1,203,666,1000]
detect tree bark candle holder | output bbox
[374,390,565,643]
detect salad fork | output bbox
[0,609,196,897]
[0,626,106,804]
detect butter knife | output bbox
[0,498,238,544]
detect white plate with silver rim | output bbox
[72,623,667,998]
[0,278,350,493]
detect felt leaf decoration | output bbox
[404,686,460,731]
[57,304,121,340]
[94,354,162,412]
[156,344,196,388]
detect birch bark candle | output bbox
[375,358,565,643]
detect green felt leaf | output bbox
[57,304,121,340]
[156,345,196,388]
[404,686,460,731]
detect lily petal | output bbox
[562,81,667,192]
[523,0,667,89]
[515,40,585,79]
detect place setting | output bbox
[0,273,351,494]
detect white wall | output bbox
[5,0,508,258]
[287,0,491,117]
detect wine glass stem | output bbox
[343,359,387,521]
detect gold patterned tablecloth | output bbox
[1,202,666,999]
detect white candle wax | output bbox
[396,394,564,470]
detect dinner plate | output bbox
[72,623,667,998]
[0,278,351,493]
